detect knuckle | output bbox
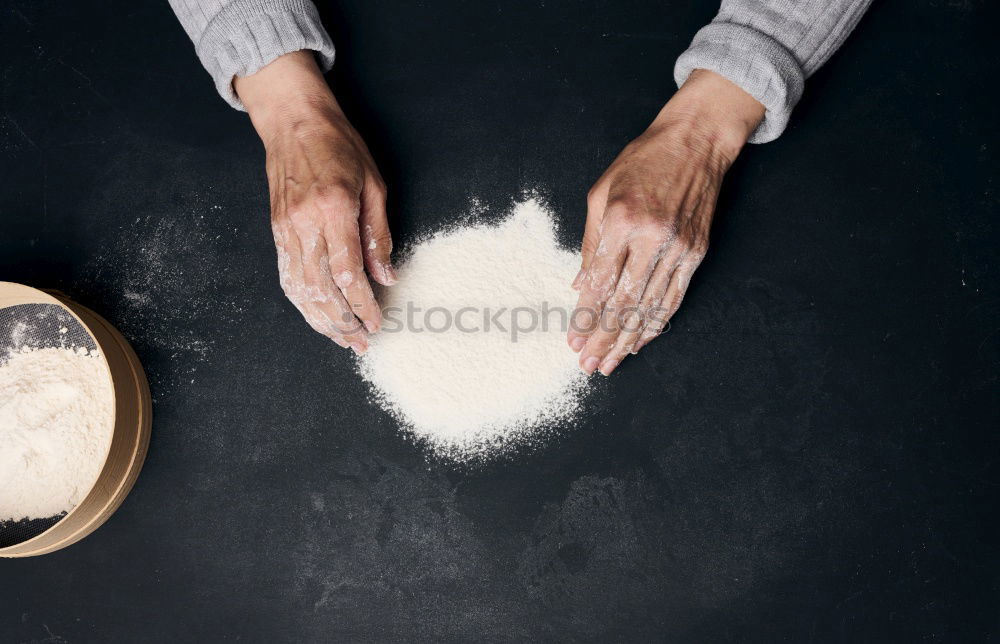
[641,324,665,342]
[689,240,709,262]
[611,281,639,306]
[644,313,668,334]
[604,199,682,244]
[285,203,313,226]
[644,304,670,328]
[586,187,603,211]
[326,235,363,267]
[585,268,617,299]
[616,307,644,334]
[326,260,354,282]
[604,200,636,226]
[654,221,680,244]
[314,184,360,214]
[332,267,358,289]
[330,242,364,267]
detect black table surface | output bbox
[2,1,997,641]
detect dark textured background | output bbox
[1,0,997,641]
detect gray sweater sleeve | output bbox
[675,0,872,143]
[168,0,335,110]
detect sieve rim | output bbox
[0,281,152,557]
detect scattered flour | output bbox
[0,346,115,521]
[357,198,590,460]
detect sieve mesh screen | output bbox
[0,302,98,548]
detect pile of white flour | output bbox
[0,346,115,521]
[357,198,590,460]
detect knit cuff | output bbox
[674,22,804,144]
[195,0,336,111]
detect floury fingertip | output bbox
[381,263,398,285]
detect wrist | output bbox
[650,69,765,165]
[235,50,344,146]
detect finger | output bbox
[299,300,350,349]
[313,274,368,351]
[579,250,655,376]
[277,224,364,349]
[574,179,610,290]
[277,235,337,341]
[359,178,397,286]
[568,232,626,357]
[634,260,699,353]
[327,215,382,335]
[297,224,370,351]
[599,251,680,374]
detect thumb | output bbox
[359,177,397,286]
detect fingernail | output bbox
[582,356,600,374]
[381,264,398,286]
[570,336,586,352]
[599,357,619,376]
[364,318,379,334]
[351,342,367,355]
[571,268,586,290]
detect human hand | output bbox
[568,70,765,375]
[235,51,395,353]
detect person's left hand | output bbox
[568,69,765,375]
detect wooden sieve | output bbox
[0,282,151,557]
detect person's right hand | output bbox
[235,51,396,353]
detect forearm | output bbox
[675,0,873,143]
[167,0,335,110]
